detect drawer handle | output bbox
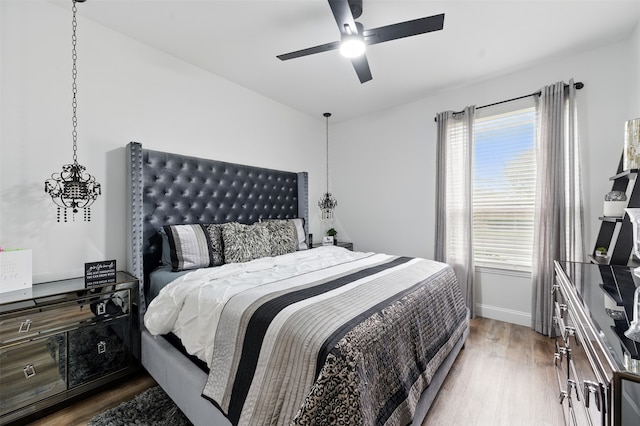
[18,319,32,333]
[554,347,567,366]
[584,380,601,412]
[563,326,575,341]
[97,340,106,354]
[97,302,106,316]
[567,379,579,401]
[23,364,36,379]
[558,390,567,404]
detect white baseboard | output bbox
[474,303,531,327]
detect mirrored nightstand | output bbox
[0,272,139,425]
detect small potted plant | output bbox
[595,247,608,258]
[326,228,338,245]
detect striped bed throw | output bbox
[202,254,468,426]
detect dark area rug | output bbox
[88,386,192,426]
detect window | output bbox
[472,98,536,272]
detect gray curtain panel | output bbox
[435,107,476,318]
[531,79,584,335]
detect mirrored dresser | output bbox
[554,261,640,425]
[0,272,139,425]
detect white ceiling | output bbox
[52,0,640,122]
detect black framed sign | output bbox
[84,260,117,287]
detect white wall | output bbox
[630,21,640,118]
[0,0,327,283]
[333,37,636,326]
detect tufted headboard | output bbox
[126,142,309,313]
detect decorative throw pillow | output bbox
[163,224,214,272]
[203,223,225,266]
[263,220,298,256]
[222,222,271,264]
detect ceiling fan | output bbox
[276,0,445,84]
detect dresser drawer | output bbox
[554,301,574,345]
[67,320,129,387]
[0,289,131,345]
[568,310,609,426]
[0,334,67,414]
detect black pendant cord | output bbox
[324,112,331,194]
[433,81,584,122]
[71,0,79,164]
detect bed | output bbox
[125,141,469,426]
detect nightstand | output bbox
[0,272,139,425]
[311,241,353,251]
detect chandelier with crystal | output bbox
[318,112,337,219]
[44,0,101,222]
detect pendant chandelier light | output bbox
[318,112,337,219]
[44,0,100,222]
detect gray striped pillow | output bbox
[163,224,214,271]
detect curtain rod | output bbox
[433,81,584,122]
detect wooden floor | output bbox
[28,372,157,426]
[422,317,564,426]
[31,317,563,426]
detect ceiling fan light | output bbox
[340,37,365,58]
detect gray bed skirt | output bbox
[141,319,469,426]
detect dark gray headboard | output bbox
[126,142,309,312]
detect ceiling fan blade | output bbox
[328,0,358,35]
[363,13,445,46]
[277,41,341,61]
[351,54,372,83]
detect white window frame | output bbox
[471,98,536,273]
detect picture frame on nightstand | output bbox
[84,259,117,287]
[322,236,334,246]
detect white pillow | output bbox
[290,218,308,250]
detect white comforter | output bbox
[144,246,370,365]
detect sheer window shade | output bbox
[445,119,473,261]
[472,99,536,272]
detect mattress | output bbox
[148,265,191,303]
